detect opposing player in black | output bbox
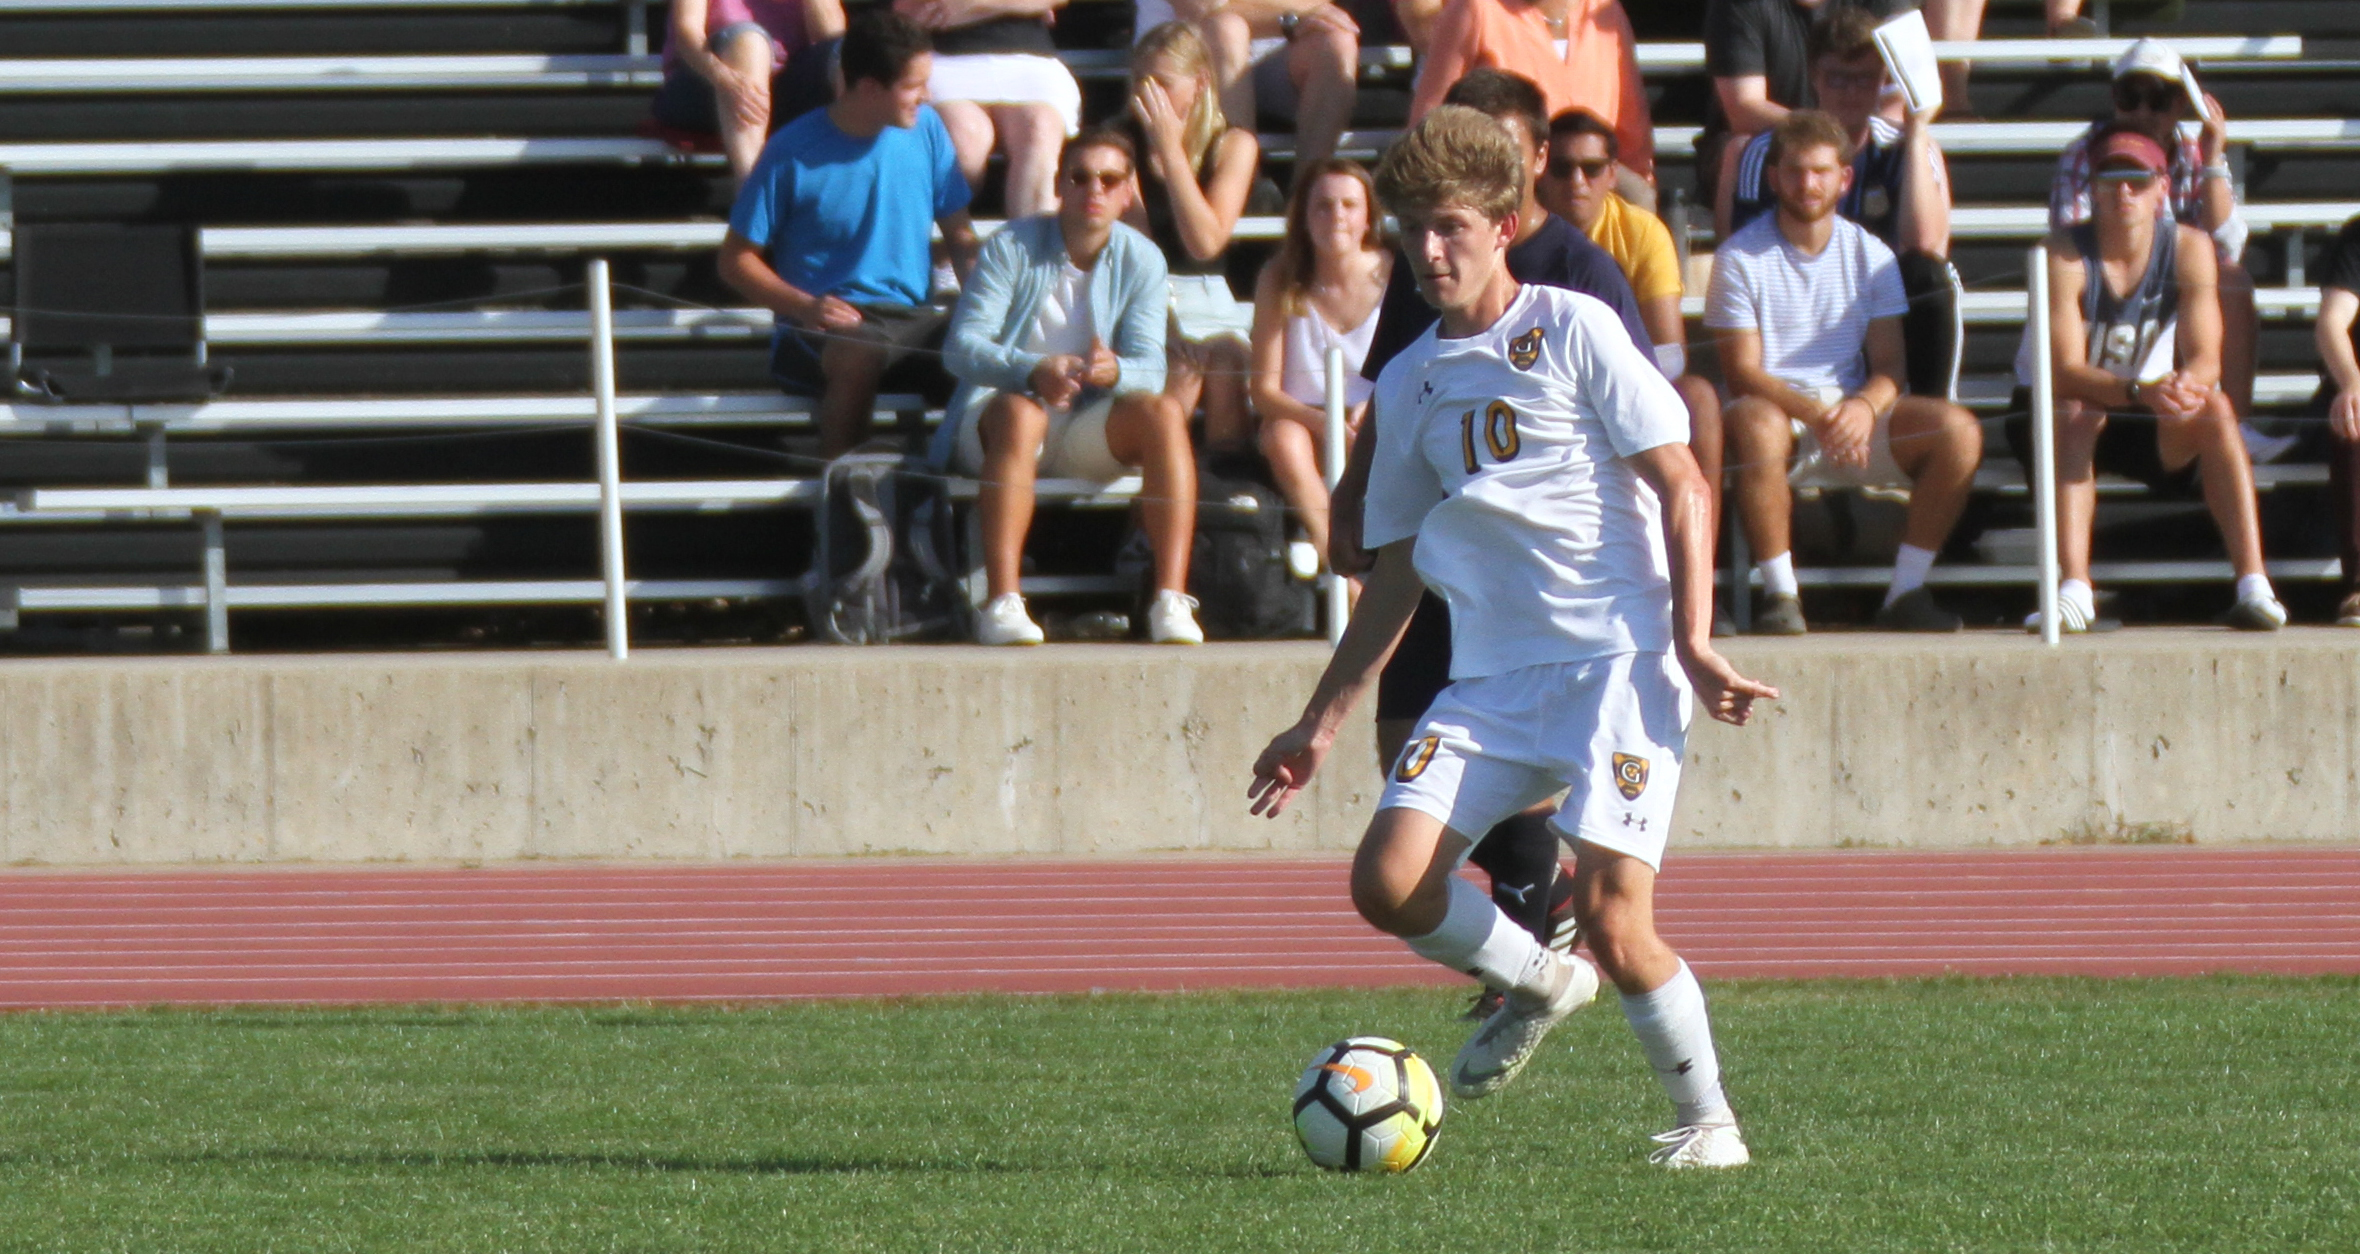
[1328,68,1655,1010]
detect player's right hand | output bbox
[1680,647,1779,727]
[1249,718,1332,817]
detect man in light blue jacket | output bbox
[936,128,1203,646]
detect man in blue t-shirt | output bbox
[720,7,980,455]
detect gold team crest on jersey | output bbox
[1394,736,1440,782]
[1612,753,1650,800]
[1506,326,1544,371]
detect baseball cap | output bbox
[2093,128,2170,174]
[2112,37,2184,83]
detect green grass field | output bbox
[5,978,2357,1252]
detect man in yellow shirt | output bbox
[1541,109,1725,625]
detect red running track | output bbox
[1,848,2356,1008]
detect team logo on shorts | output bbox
[1612,753,1651,801]
[1393,736,1440,783]
[1506,327,1544,371]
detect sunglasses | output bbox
[2112,78,2182,113]
[1545,157,1614,182]
[1064,168,1127,190]
[2094,168,2161,190]
[1818,69,1883,93]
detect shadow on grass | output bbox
[52,1148,1297,1181]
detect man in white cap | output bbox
[2049,38,2257,424]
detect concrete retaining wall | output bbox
[1,631,2355,864]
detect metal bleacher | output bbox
[0,0,2353,647]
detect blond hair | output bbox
[1374,105,1524,224]
[1130,21,1226,172]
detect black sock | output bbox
[1466,812,1560,944]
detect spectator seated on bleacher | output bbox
[719,8,981,457]
[1699,0,1911,237]
[1407,0,1654,206]
[2313,216,2360,628]
[1137,0,1359,174]
[1247,157,1389,569]
[2009,126,2284,634]
[1122,21,1268,456]
[938,129,1206,646]
[1726,7,1963,401]
[2049,39,2260,423]
[1709,110,1981,635]
[650,0,844,184]
[1538,109,1723,566]
[894,0,1083,217]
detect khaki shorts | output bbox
[1787,385,1908,490]
[954,392,1130,482]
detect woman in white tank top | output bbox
[1248,159,1390,569]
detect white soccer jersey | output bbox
[1364,283,1692,679]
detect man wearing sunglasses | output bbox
[1539,109,1725,595]
[932,128,1205,646]
[2009,125,2282,634]
[2049,38,2256,425]
[1724,7,1960,403]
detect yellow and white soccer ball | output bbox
[1291,1036,1444,1173]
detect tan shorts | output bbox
[954,392,1130,483]
[1787,386,1908,490]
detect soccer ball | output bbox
[1291,1036,1444,1173]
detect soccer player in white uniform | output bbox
[1248,105,1778,1169]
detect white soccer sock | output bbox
[1619,960,1733,1127]
[2237,572,2276,605]
[1884,544,1937,607]
[1756,551,1799,598]
[1403,875,1557,1000]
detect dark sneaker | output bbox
[1874,587,1963,632]
[1711,599,1738,638]
[2338,592,2360,628]
[1751,593,1807,636]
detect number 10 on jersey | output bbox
[1459,401,1521,473]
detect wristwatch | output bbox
[1278,11,1299,38]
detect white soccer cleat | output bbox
[1648,1122,1751,1169]
[1146,589,1204,645]
[975,593,1045,646]
[1448,952,1599,1099]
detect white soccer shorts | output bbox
[1378,652,1692,870]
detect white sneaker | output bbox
[1649,1121,1750,1169]
[975,593,1044,646]
[1146,590,1203,644]
[2223,593,2287,632]
[1448,952,1599,1099]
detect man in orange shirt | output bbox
[1408,0,1653,203]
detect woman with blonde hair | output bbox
[1123,20,1264,454]
[1248,157,1388,567]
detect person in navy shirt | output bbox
[720,7,980,455]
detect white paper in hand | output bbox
[2178,63,2215,123]
[1871,10,1943,116]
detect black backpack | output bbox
[803,449,962,644]
[1185,471,1315,639]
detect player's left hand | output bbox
[1248,717,1333,817]
[1821,396,1874,469]
[1083,336,1121,391]
[1681,646,1779,727]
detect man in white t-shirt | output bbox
[1248,106,1777,1170]
[938,129,1202,646]
[1706,109,1982,635]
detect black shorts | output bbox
[1374,591,1453,722]
[768,302,951,396]
[2004,387,2201,497]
